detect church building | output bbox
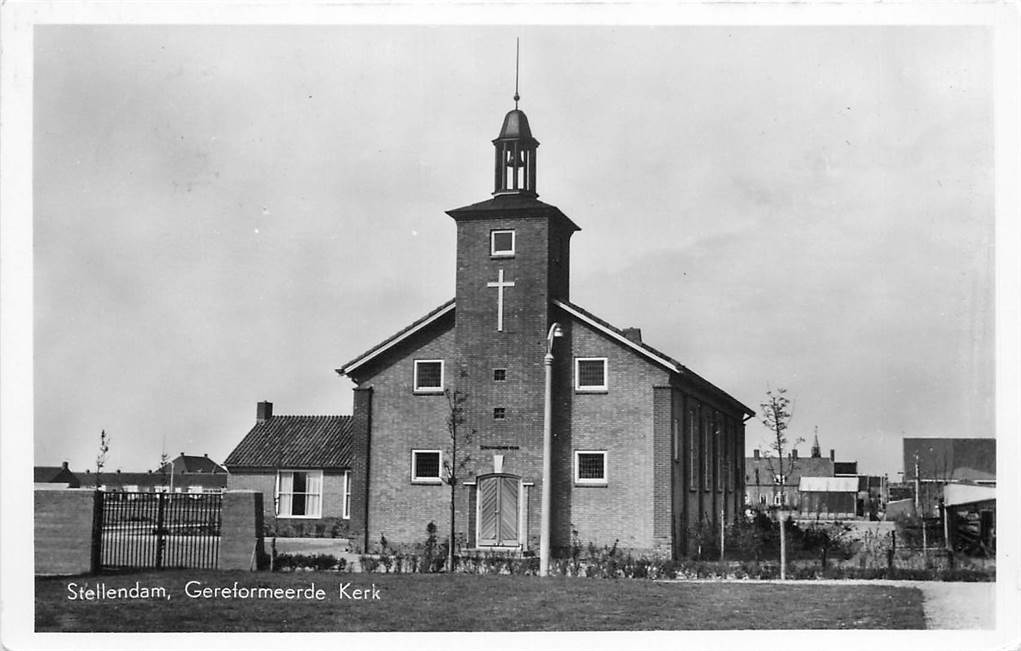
[333,96,753,558]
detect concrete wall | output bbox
[35,488,97,576]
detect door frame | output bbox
[474,473,526,550]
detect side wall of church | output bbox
[672,385,746,557]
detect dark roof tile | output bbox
[224,415,354,469]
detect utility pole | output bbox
[539,322,563,577]
[719,508,725,562]
[915,452,927,564]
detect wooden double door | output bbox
[477,474,520,547]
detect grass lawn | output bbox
[36,570,925,632]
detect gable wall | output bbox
[559,317,671,551]
[356,325,460,547]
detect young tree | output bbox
[95,429,110,486]
[759,388,803,507]
[442,378,475,572]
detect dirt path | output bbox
[913,581,995,629]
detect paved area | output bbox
[913,580,995,629]
[661,579,995,629]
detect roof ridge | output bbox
[269,413,350,419]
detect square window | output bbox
[575,451,607,485]
[575,358,608,391]
[411,450,442,484]
[491,230,515,257]
[414,360,444,393]
[493,407,506,420]
[276,470,323,518]
[493,368,507,381]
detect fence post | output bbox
[155,492,167,569]
[91,491,104,573]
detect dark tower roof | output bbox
[495,109,536,143]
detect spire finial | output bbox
[514,37,520,109]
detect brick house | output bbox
[34,461,80,488]
[335,101,753,558]
[224,401,358,538]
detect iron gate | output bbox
[94,491,222,571]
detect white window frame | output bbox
[490,229,516,257]
[411,449,443,485]
[574,357,608,392]
[413,359,444,393]
[574,450,608,486]
[342,470,351,519]
[275,470,324,519]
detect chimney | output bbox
[61,461,69,470]
[621,328,643,344]
[792,449,799,460]
[753,449,760,459]
[830,449,835,461]
[257,401,273,422]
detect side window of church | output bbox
[411,450,442,484]
[575,358,608,391]
[276,470,323,518]
[687,408,697,490]
[413,360,444,393]
[574,451,607,485]
[491,230,515,257]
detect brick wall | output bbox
[564,319,670,550]
[219,490,264,570]
[35,488,97,575]
[357,324,463,547]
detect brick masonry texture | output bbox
[219,490,264,570]
[35,489,96,575]
[345,203,750,558]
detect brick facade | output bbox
[333,104,753,558]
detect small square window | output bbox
[575,451,607,485]
[412,450,442,484]
[575,358,608,391]
[493,368,507,381]
[414,360,444,393]
[491,230,515,257]
[493,407,506,420]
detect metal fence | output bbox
[95,491,222,570]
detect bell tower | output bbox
[493,108,538,197]
[444,89,579,451]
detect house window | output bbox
[493,407,506,420]
[342,470,351,519]
[411,450,443,484]
[760,494,767,505]
[491,230,515,257]
[574,451,607,485]
[413,360,444,393]
[493,368,507,381]
[575,358,608,391]
[276,470,323,518]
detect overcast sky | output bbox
[33,25,994,479]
